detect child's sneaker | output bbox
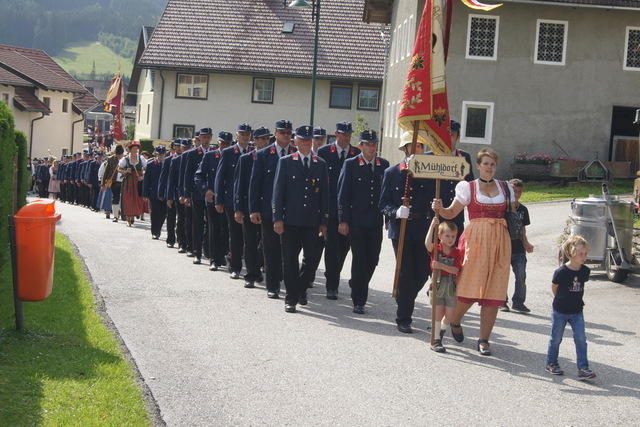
[578,368,596,380]
[512,304,531,313]
[545,363,564,375]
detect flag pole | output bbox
[430,178,441,344]
[392,120,420,298]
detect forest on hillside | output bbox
[0,0,166,57]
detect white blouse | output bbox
[454,180,516,206]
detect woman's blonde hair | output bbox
[562,235,589,259]
[476,147,499,165]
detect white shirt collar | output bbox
[276,143,289,157]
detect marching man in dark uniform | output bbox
[143,145,167,240]
[167,139,192,253]
[249,120,297,299]
[58,157,67,202]
[88,151,103,211]
[337,130,389,314]
[272,126,329,313]
[159,140,182,247]
[234,126,271,288]
[317,121,361,300]
[183,128,212,264]
[215,123,253,279]
[196,131,233,271]
[379,133,436,333]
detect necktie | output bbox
[370,163,374,173]
[339,150,346,164]
[281,148,286,158]
[304,157,309,171]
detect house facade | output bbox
[127,0,387,140]
[366,0,640,174]
[0,44,100,159]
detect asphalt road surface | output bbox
[55,199,640,426]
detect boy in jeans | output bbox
[545,235,596,380]
[502,179,533,313]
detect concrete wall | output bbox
[380,2,640,176]
[1,85,83,158]
[135,71,381,141]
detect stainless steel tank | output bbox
[569,195,634,262]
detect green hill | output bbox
[54,42,132,79]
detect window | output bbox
[623,27,640,71]
[176,73,208,99]
[534,19,568,65]
[390,27,397,67]
[357,86,380,111]
[62,99,69,113]
[137,104,141,123]
[461,101,494,144]
[173,124,195,138]
[252,77,274,103]
[466,15,499,60]
[62,148,68,156]
[43,97,50,108]
[146,104,150,125]
[385,102,392,137]
[330,82,352,109]
[406,15,414,57]
[1,93,9,104]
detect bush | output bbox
[0,102,17,266]
[15,131,29,210]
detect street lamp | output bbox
[287,0,320,126]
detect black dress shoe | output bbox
[152,235,159,240]
[193,258,202,265]
[267,291,280,299]
[186,252,195,258]
[307,282,314,289]
[353,305,365,314]
[112,218,118,223]
[178,248,186,254]
[285,304,296,313]
[167,243,175,248]
[230,271,241,280]
[209,263,219,271]
[256,276,264,283]
[450,323,464,343]
[397,324,413,334]
[244,281,255,288]
[326,289,338,300]
[299,293,308,305]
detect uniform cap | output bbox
[336,121,353,133]
[313,127,326,137]
[295,126,313,139]
[252,126,271,139]
[360,130,378,143]
[218,131,233,143]
[237,123,252,132]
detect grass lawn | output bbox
[0,234,149,425]
[520,180,635,203]
[53,42,132,78]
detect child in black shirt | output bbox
[545,235,596,380]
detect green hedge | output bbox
[15,131,29,210]
[0,102,17,266]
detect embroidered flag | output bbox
[397,0,454,156]
[460,0,502,11]
[104,73,125,140]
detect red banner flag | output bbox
[398,0,453,155]
[460,0,502,11]
[104,73,125,140]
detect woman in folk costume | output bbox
[47,159,61,199]
[118,141,147,226]
[431,148,515,356]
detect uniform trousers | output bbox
[67,183,75,203]
[300,236,324,286]
[392,238,431,326]
[191,200,206,258]
[184,205,193,252]
[165,202,177,246]
[207,204,228,266]
[60,182,67,201]
[38,180,49,198]
[176,203,187,250]
[282,224,318,305]
[225,208,244,273]
[349,225,383,306]
[324,216,350,291]
[90,185,100,209]
[261,219,283,292]
[242,218,262,282]
[150,198,167,238]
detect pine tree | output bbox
[89,61,96,80]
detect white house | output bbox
[127,0,387,140]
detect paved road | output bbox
[55,200,640,426]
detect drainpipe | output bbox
[157,70,165,140]
[71,112,85,155]
[29,113,46,159]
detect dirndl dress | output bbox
[455,180,513,306]
[121,158,144,217]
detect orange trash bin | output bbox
[13,199,62,301]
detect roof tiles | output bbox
[139,0,387,81]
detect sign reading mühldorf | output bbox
[408,154,469,181]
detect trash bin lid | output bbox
[15,199,57,218]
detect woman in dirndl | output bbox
[432,148,515,356]
[118,141,147,226]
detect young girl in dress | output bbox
[425,218,463,353]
